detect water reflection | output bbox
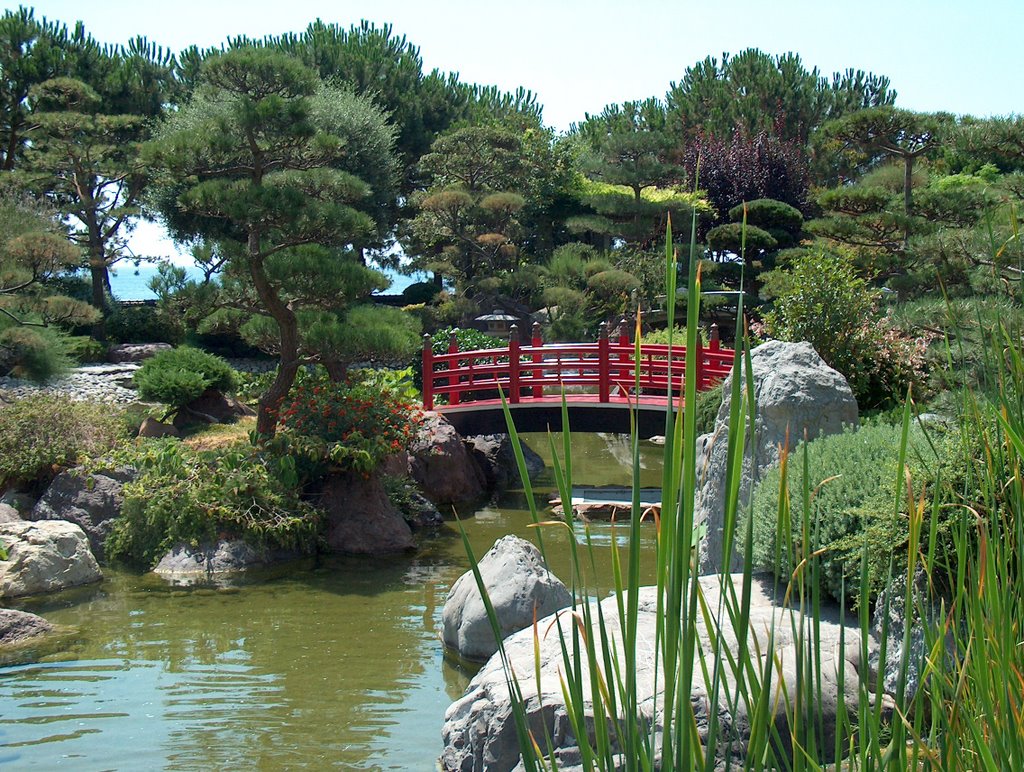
[0,432,660,768]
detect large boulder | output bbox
[318,471,415,554]
[29,467,136,562]
[441,573,881,771]
[409,412,487,505]
[0,520,102,598]
[153,538,307,584]
[696,341,858,573]
[107,342,172,363]
[0,608,54,646]
[466,434,545,493]
[442,535,572,662]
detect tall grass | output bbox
[461,205,1024,770]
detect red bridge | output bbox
[422,321,735,435]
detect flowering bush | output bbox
[275,378,422,473]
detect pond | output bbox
[0,433,665,770]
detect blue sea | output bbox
[106,263,423,301]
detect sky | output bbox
[6,0,1023,262]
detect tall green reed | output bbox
[458,203,1024,770]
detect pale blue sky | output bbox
[6,0,1022,262]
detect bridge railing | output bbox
[421,321,734,411]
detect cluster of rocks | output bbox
[436,342,948,770]
[0,362,142,405]
[437,534,887,771]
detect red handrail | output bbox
[421,323,733,411]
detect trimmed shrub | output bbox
[106,439,319,569]
[0,395,127,490]
[707,222,777,255]
[133,346,237,410]
[747,421,970,607]
[728,198,804,235]
[105,302,183,345]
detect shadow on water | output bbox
[0,432,661,769]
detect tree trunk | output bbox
[249,243,301,439]
[903,155,914,246]
[89,259,108,341]
[324,360,347,382]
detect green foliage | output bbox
[692,381,723,436]
[728,198,804,235]
[272,378,422,473]
[105,302,184,344]
[0,324,71,381]
[106,439,319,569]
[64,335,107,364]
[762,249,928,408]
[748,421,970,606]
[707,222,777,255]
[0,395,126,490]
[412,325,504,388]
[133,346,237,409]
[585,269,641,319]
[401,281,440,305]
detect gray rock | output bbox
[404,488,445,529]
[696,341,858,574]
[0,608,54,646]
[1,489,37,514]
[152,539,303,583]
[466,434,545,493]
[0,502,21,523]
[30,467,136,562]
[871,567,954,704]
[318,471,415,554]
[0,520,102,598]
[409,412,487,505]
[442,535,572,662]
[441,574,881,771]
[107,343,172,363]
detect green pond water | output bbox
[0,433,665,770]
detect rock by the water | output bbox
[0,520,102,598]
[696,341,857,573]
[441,573,880,771]
[466,434,545,493]
[404,487,445,529]
[138,417,180,438]
[0,502,21,523]
[0,608,54,646]
[107,343,172,363]
[30,467,135,562]
[153,538,304,583]
[442,535,572,662]
[318,471,415,554]
[409,412,486,505]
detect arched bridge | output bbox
[422,322,735,435]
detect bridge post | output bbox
[448,330,460,406]
[709,323,720,351]
[508,325,520,404]
[531,322,543,399]
[422,334,434,410]
[598,322,610,403]
[616,318,630,396]
[695,334,705,391]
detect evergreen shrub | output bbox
[133,346,237,409]
[748,420,971,606]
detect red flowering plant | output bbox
[274,376,423,474]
